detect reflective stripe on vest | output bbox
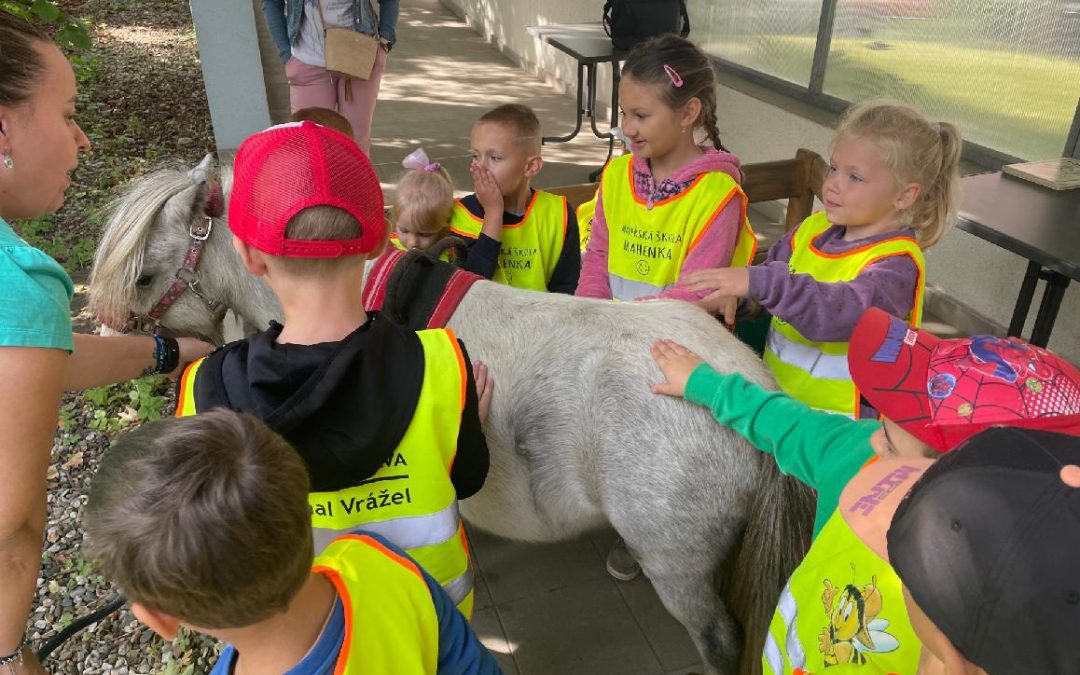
[763,212,925,416]
[762,509,919,675]
[176,329,475,618]
[449,191,568,290]
[600,153,757,301]
[314,534,439,674]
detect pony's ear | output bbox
[187,153,217,185]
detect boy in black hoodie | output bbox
[175,121,491,618]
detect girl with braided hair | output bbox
[576,34,757,305]
[685,99,962,420]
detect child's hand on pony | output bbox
[651,339,704,398]
[473,360,494,424]
[682,267,750,326]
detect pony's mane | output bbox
[88,165,234,326]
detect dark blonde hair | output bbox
[392,166,454,237]
[291,107,355,139]
[476,104,542,154]
[83,410,314,629]
[269,205,377,277]
[834,100,962,249]
[621,35,726,151]
[0,11,49,108]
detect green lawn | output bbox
[759,34,1080,159]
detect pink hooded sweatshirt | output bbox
[576,146,745,303]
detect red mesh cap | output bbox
[228,121,384,258]
[849,308,1080,451]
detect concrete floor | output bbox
[366,2,961,673]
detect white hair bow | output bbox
[402,147,441,172]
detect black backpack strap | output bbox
[679,0,690,37]
[602,0,614,37]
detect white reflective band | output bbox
[609,274,670,301]
[767,328,851,381]
[763,632,783,675]
[443,567,474,605]
[311,501,461,555]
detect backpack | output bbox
[602,0,690,51]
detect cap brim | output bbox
[849,308,943,448]
[839,456,934,561]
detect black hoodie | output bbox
[188,315,488,496]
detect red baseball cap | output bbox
[228,121,384,258]
[849,308,1080,451]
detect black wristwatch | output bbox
[378,36,393,53]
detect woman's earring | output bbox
[680,127,687,134]
[1,154,12,170]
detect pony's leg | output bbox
[627,535,741,675]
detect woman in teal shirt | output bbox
[0,13,211,672]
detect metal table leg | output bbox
[543,60,585,144]
[587,60,621,182]
[1029,271,1070,348]
[1007,260,1042,337]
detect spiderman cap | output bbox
[848,308,1080,452]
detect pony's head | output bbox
[89,154,233,344]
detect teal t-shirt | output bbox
[0,218,74,351]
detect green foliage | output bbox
[0,0,91,50]
[83,375,170,434]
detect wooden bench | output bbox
[546,147,828,236]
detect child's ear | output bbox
[680,97,703,131]
[524,154,544,179]
[232,235,269,277]
[131,602,182,641]
[895,182,921,212]
[370,218,390,258]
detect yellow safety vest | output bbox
[449,191,568,291]
[313,533,440,674]
[176,329,475,618]
[389,233,453,262]
[762,212,925,417]
[762,510,920,675]
[577,193,598,253]
[600,153,757,301]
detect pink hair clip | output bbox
[402,147,441,172]
[663,64,683,88]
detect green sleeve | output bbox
[684,363,878,536]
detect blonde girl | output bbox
[686,100,962,419]
[390,148,455,252]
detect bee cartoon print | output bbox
[818,573,900,667]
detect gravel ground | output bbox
[28,1,221,673]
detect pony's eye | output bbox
[136,274,154,287]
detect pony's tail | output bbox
[722,453,815,675]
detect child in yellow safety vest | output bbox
[651,307,1080,675]
[682,100,963,419]
[452,103,580,293]
[175,121,492,619]
[83,411,503,675]
[575,35,758,304]
[389,147,458,262]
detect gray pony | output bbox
[89,158,814,675]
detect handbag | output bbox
[317,0,379,81]
[602,0,690,51]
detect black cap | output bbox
[887,427,1080,673]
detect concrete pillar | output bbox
[189,0,272,150]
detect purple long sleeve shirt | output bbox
[747,223,920,343]
[576,147,744,302]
